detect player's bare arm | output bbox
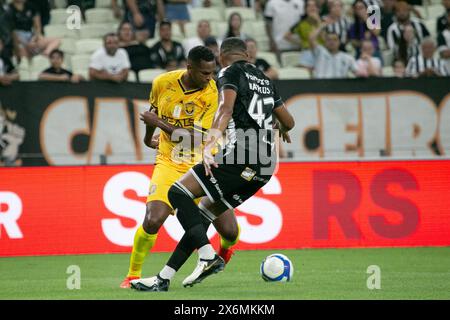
[140,111,203,147]
[273,104,295,143]
[202,88,236,176]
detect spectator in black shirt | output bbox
[34,0,50,28]
[39,49,84,82]
[9,0,60,59]
[381,0,396,42]
[150,21,186,71]
[0,38,19,86]
[437,0,450,34]
[245,38,278,80]
[118,21,153,74]
[0,1,17,61]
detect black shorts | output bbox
[190,162,273,209]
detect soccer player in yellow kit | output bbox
[120,46,240,288]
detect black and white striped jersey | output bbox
[217,60,284,165]
[405,53,449,77]
[324,16,351,46]
[387,18,430,58]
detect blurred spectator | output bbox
[0,38,19,86]
[34,0,50,28]
[348,0,380,59]
[387,1,429,63]
[111,0,124,20]
[355,39,382,77]
[264,0,305,53]
[437,0,450,34]
[393,59,406,77]
[0,1,17,62]
[164,0,190,37]
[183,20,215,54]
[118,21,153,73]
[395,24,419,65]
[223,12,251,41]
[38,49,84,82]
[284,0,322,70]
[380,0,396,42]
[121,0,164,42]
[89,33,131,82]
[437,10,450,72]
[204,36,221,75]
[150,20,186,71]
[9,0,61,59]
[406,37,448,77]
[246,38,279,79]
[322,0,349,51]
[317,0,329,16]
[309,24,357,78]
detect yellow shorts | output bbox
[147,162,199,211]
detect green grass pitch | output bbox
[1,247,449,300]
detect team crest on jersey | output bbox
[173,105,182,118]
[184,102,196,116]
[241,167,256,181]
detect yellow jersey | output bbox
[149,70,218,172]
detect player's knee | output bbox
[143,208,164,234]
[219,222,239,242]
[167,184,185,207]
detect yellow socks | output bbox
[127,225,158,278]
[220,224,241,250]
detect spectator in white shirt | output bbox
[406,37,448,77]
[89,33,131,83]
[355,39,382,77]
[264,0,305,53]
[182,20,216,55]
[309,23,357,78]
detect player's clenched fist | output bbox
[140,111,159,127]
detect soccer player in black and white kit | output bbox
[131,37,294,291]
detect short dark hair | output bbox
[159,20,172,28]
[49,49,64,58]
[245,37,257,45]
[204,36,218,47]
[188,46,215,65]
[103,32,118,41]
[220,37,247,55]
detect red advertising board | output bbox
[1,160,450,257]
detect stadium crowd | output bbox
[0,0,449,85]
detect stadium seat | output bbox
[19,69,30,81]
[71,55,91,71]
[50,9,69,25]
[382,66,395,77]
[257,51,280,68]
[85,8,116,24]
[225,7,256,21]
[184,22,199,38]
[171,23,185,41]
[281,51,301,67]
[29,55,50,73]
[44,24,79,39]
[378,36,387,51]
[54,0,67,9]
[96,0,113,8]
[138,68,166,83]
[128,71,138,82]
[250,21,267,38]
[146,37,160,48]
[427,5,444,20]
[75,39,103,54]
[424,19,437,38]
[17,59,29,71]
[278,67,310,80]
[210,0,226,9]
[189,7,224,22]
[74,68,89,80]
[79,24,112,39]
[215,22,228,39]
[381,50,394,67]
[413,5,428,19]
[60,38,77,55]
[29,71,40,81]
[255,38,270,52]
